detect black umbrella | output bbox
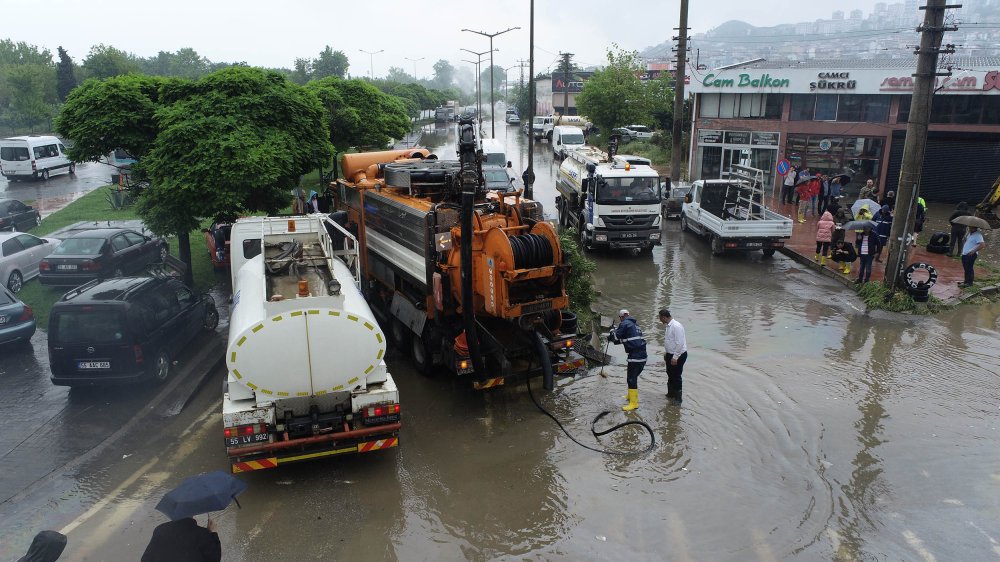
[831,173,852,185]
[155,471,248,521]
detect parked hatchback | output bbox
[0,199,41,232]
[39,228,168,286]
[48,276,218,386]
[0,283,35,346]
[1,231,61,292]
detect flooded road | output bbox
[2,122,999,560]
[0,160,112,217]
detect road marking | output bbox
[666,510,692,561]
[902,529,937,562]
[59,400,218,537]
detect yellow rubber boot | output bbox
[622,389,638,411]
[814,253,819,262]
[820,256,826,266]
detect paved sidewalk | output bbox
[766,196,985,302]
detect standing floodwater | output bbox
[3,119,999,561]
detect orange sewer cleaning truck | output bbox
[333,119,584,390]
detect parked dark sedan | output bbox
[0,199,41,232]
[39,228,168,286]
[0,283,35,346]
[48,276,218,385]
[662,184,692,219]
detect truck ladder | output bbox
[725,164,766,220]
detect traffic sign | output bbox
[776,158,791,176]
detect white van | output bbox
[0,136,75,181]
[552,126,586,159]
[481,138,506,167]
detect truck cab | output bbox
[556,146,662,252]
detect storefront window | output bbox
[815,95,838,121]
[790,95,815,121]
[699,93,782,119]
[699,146,722,179]
[901,94,1000,124]
[785,134,883,192]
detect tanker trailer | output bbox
[334,120,585,390]
[223,214,400,473]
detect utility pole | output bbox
[559,52,574,116]
[885,0,959,290]
[462,26,521,138]
[516,59,529,87]
[670,0,690,183]
[359,48,383,80]
[524,0,536,200]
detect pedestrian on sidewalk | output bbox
[816,174,830,216]
[658,308,688,405]
[858,179,878,202]
[948,201,971,257]
[874,205,893,262]
[913,197,926,247]
[855,225,879,284]
[806,175,821,218]
[609,309,647,412]
[830,238,857,274]
[959,226,986,288]
[142,517,221,562]
[881,190,897,211]
[795,179,812,223]
[781,166,797,204]
[829,175,843,209]
[815,210,835,265]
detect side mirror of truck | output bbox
[684,194,693,204]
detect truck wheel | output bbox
[411,336,433,376]
[711,235,724,256]
[391,317,410,348]
[40,169,49,181]
[762,249,776,257]
[579,225,590,251]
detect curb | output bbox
[778,247,858,289]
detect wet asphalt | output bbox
[1,120,999,560]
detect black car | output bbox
[48,276,218,386]
[39,228,168,286]
[0,199,41,232]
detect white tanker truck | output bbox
[223,215,400,473]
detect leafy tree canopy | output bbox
[56,46,77,101]
[82,44,141,80]
[139,67,332,234]
[55,74,169,162]
[306,77,410,152]
[431,59,454,90]
[576,46,650,133]
[0,39,53,67]
[312,46,348,80]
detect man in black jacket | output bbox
[142,517,221,562]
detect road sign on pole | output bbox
[776,158,791,176]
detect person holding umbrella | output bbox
[142,471,248,562]
[948,201,971,257]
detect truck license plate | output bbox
[225,433,270,448]
[78,361,110,369]
[745,242,763,248]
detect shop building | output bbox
[686,58,1000,202]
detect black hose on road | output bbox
[525,373,656,456]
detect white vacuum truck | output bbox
[223,215,400,473]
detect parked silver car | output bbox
[0,231,60,292]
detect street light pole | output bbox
[404,56,424,82]
[359,49,383,80]
[462,26,521,138]
[461,48,495,131]
[524,0,535,200]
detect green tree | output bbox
[56,74,168,163]
[646,71,675,130]
[7,65,57,129]
[56,46,78,101]
[431,59,454,90]
[312,46,348,80]
[56,68,331,284]
[306,78,410,152]
[0,39,53,66]
[576,46,650,133]
[386,66,413,84]
[82,44,140,80]
[291,57,311,85]
[508,82,531,121]
[479,64,505,105]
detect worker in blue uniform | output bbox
[609,309,647,411]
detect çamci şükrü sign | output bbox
[702,73,790,88]
[810,72,857,91]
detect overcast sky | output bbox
[7,0,886,77]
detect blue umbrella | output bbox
[155,471,248,521]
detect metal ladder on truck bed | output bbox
[724,164,766,220]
